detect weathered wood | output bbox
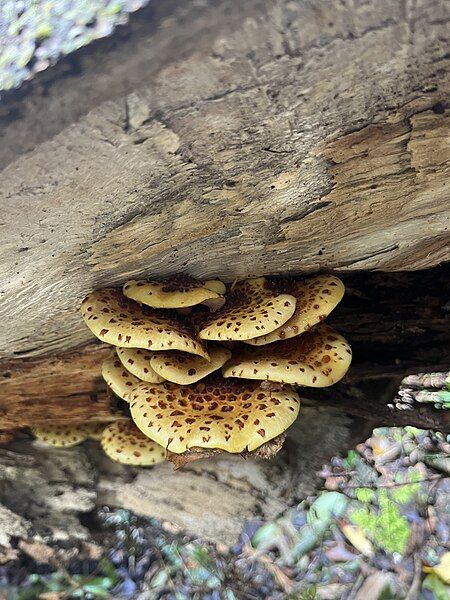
[0,345,121,428]
[0,0,449,360]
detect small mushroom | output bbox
[80,288,208,358]
[129,377,300,454]
[223,323,351,387]
[203,280,227,295]
[116,347,165,383]
[123,276,224,309]
[102,352,142,402]
[199,277,297,341]
[32,424,90,447]
[101,420,166,466]
[149,344,232,385]
[245,275,345,345]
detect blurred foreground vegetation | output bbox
[1,425,449,599]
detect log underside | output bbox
[0,0,449,361]
[0,0,449,549]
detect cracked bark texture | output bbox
[0,0,449,360]
[0,0,449,550]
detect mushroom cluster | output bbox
[75,274,351,467]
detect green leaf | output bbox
[307,492,348,524]
[422,573,450,600]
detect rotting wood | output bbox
[1,0,449,360]
[1,269,448,431]
[0,345,122,428]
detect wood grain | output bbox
[0,0,449,359]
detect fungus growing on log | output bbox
[123,277,224,309]
[129,377,300,454]
[149,344,232,385]
[245,275,345,345]
[80,288,209,358]
[101,420,166,466]
[199,277,297,341]
[101,352,142,402]
[223,323,352,386]
[116,347,165,383]
[78,274,349,465]
[32,424,92,447]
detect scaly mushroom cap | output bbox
[129,377,300,454]
[101,420,166,466]
[198,278,297,341]
[149,345,232,385]
[102,353,142,402]
[116,347,165,383]
[123,277,223,309]
[223,323,351,387]
[245,275,345,345]
[80,288,208,358]
[32,424,90,447]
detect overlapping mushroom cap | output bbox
[102,353,142,402]
[223,323,351,387]
[101,420,166,466]
[80,288,208,358]
[116,347,165,383]
[129,377,300,454]
[123,277,225,309]
[245,275,345,345]
[149,345,232,385]
[199,278,297,342]
[32,424,91,447]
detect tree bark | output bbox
[0,0,449,550]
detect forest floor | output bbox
[1,426,449,600]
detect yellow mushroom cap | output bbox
[123,277,223,309]
[198,278,297,342]
[101,420,166,466]
[80,288,208,358]
[116,347,165,383]
[245,275,345,346]
[149,345,232,385]
[102,353,142,402]
[129,377,300,454]
[203,280,226,295]
[223,323,351,387]
[32,424,90,447]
